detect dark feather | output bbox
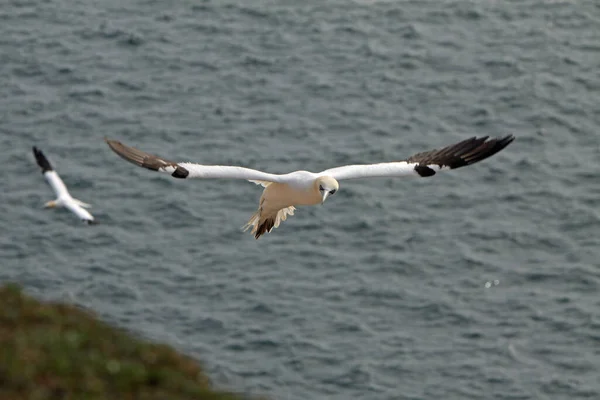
[32,146,54,173]
[407,135,514,177]
[105,138,189,178]
[255,217,275,239]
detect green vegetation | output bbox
[0,283,245,400]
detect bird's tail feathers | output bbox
[242,210,261,233]
[73,198,92,208]
[242,206,296,239]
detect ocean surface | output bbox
[2,1,599,399]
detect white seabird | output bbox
[33,146,95,224]
[105,135,514,238]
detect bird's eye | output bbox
[329,190,336,195]
[319,185,324,191]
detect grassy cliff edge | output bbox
[0,283,247,400]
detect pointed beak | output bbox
[44,201,56,208]
[321,191,329,204]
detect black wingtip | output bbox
[414,165,436,177]
[408,135,515,174]
[454,134,515,168]
[32,146,53,173]
[171,166,189,179]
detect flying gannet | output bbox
[105,135,514,238]
[33,146,95,224]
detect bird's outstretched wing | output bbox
[64,200,95,224]
[105,138,289,183]
[33,146,70,198]
[318,135,514,181]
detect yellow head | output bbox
[315,176,339,204]
[44,200,58,208]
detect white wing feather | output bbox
[44,171,71,198]
[318,162,428,181]
[177,163,288,183]
[64,200,94,222]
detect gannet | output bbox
[33,146,95,224]
[105,135,514,238]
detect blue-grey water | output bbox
[2,1,600,399]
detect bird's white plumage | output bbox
[43,170,94,222]
[177,163,288,183]
[33,147,95,224]
[62,196,94,221]
[105,135,515,238]
[44,171,70,199]
[177,164,318,187]
[317,161,441,181]
[175,162,432,184]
